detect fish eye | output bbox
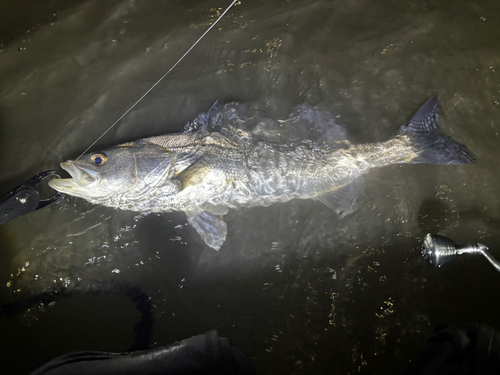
[90,153,108,166]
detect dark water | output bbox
[1,0,499,374]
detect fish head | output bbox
[49,142,179,202]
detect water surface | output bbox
[1,0,499,374]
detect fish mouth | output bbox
[48,161,98,194]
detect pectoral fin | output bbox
[177,161,212,190]
[187,211,227,250]
[315,178,364,217]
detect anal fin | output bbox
[314,178,364,217]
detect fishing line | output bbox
[74,0,239,162]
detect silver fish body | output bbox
[49,97,475,249]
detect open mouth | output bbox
[48,161,97,192]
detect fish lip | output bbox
[48,161,99,192]
[61,161,100,186]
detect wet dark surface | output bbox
[1,0,499,374]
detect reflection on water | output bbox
[1,0,500,374]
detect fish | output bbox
[49,97,475,250]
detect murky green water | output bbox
[1,0,499,374]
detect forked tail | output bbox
[398,97,475,165]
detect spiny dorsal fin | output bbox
[143,134,196,151]
[183,99,223,134]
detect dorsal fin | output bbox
[143,134,195,151]
[183,99,223,134]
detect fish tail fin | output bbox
[398,97,475,165]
